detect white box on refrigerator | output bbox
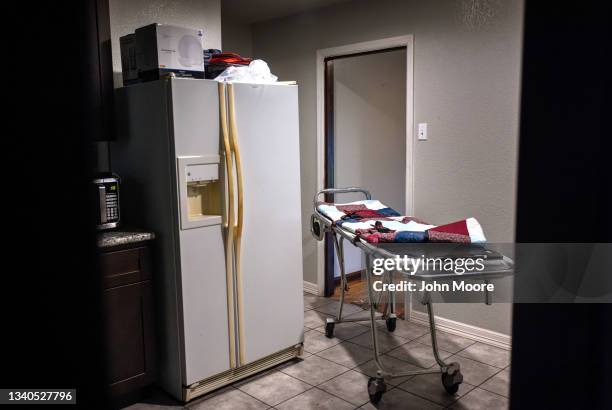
[135,23,205,81]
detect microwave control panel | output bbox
[103,181,120,223]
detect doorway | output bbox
[316,36,414,297]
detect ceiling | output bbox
[222,0,353,24]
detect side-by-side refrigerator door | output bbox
[170,78,234,386]
[229,83,304,365]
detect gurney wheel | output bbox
[441,370,463,395]
[385,317,397,332]
[368,377,387,404]
[325,321,335,338]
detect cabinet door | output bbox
[104,280,156,395]
[100,247,151,289]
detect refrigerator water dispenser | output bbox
[178,155,223,229]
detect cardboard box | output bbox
[136,23,204,81]
[120,23,205,85]
[119,33,139,85]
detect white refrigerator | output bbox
[113,78,304,401]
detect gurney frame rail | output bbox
[311,187,513,403]
[313,188,397,336]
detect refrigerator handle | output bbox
[219,82,237,369]
[227,83,246,364]
[228,84,244,239]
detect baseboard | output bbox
[303,280,320,295]
[409,310,511,350]
[333,270,363,285]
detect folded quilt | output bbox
[317,200,486,244]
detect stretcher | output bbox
[310,187,514,404]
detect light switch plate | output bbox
[418,123,428,140]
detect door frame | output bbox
[314,35,415,296]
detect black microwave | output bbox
[94,173,120,230]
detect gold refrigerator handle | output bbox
[227,83,246,364]
[219,82,237,369]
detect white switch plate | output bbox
[418,123,428,140]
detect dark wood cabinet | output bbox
[87,0,115,141]
[100,243,156,404]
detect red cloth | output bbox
[427,220,470,243]
[209,52,252,65]
[429,220,469,236]
[336,204,368,213]
[354,231,397,243]
[343,209,384,219]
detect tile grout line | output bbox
[309,320,424,359]
[436,341,507,396]
[375,328,433,343]
[444,384,510,409]
[384,340,455,367]
[272,383,359,409]
[310,303,509,360]
[174,300,510,409]
[281,338,393,409]
[304,299,337,311]
[396,383,466,409]
[477,382,510,399]
[308,337,458,408]
[319,380,389,409]
[415,334,478,354]
[310,336,388,369]
[317,380,370,409]
[412,349,506,407]
[375,332,502,407]
[437,337,510,374]
[305,332,365,356]
[267,385,317,408]
[309,338,421,379]
[230,383,290,409]
[452,348,509,371]
[444,338,479,357]
[273,353,366,406]
[305,299,510,405]
[278,355,354,385]
[471,367,508,394]
[310,328,371,340]
[393,374,476,408]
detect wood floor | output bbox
[330,273,405,318]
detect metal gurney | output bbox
[310,187,514,404]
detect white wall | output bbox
[108,0,222,87]
[333,49,407,277]
[252,0,523,335]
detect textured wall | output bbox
[252,0,523,334]
[108,0,221,86]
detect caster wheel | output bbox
[442,370,463,394]
[368,377,387,404]
[386,317,397,332]
[325,321,335,338]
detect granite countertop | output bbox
[97,229,155,248]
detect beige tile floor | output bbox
[125,294,511,410]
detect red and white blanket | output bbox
[317,200,486,244]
